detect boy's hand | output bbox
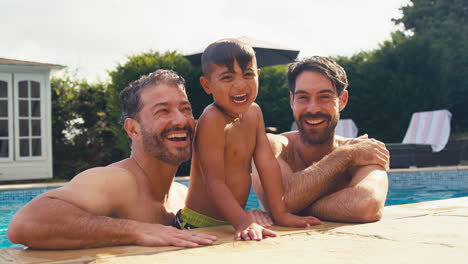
[246,209,273,227]
[275,213,322,228]
[235,222,277,241]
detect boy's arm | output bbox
[252,105,320,227]
[7,169,215,249]
[195,109,275,241]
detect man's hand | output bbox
[235,222,277,241]
[246,209,273,227]
[134,223,217,247]
[342,134,390,170]
[274,212,322,228]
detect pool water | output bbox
[1,169,467,249]
[0,187,60,249]
[0,203,26,248]
[386,183,468,205]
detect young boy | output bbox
[176,39,320,241]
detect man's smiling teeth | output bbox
[232,94,247,104]
[166,133,188,141]
[305,119,325,125]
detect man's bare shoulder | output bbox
[266,131,297,157]
[73,161,133,182]
[39,161,138,216]
[64,161,137,195]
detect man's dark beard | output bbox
[296,112,338,145]
[141,125,193,165]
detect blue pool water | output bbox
[1,169,467,249]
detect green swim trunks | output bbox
[173,207,228,229]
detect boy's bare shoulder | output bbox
[197,104,229,125]
[242,103,263,123]
[249,102,262,115]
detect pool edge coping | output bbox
[0,177,191,191]
[0,165,467,190]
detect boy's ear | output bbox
[200,76,212,95]
[339,90,349,111]
[124,118,141,143]
[257,68,261,77]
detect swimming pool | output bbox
[1,168,467,249]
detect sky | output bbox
[1,0,411,82]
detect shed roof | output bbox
[0,58,65,69]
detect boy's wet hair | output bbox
[201,38,256,77]
[119,69,186,125]
[287,56,348,96]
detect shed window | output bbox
[0,79,10,158]
[17,80,43,157]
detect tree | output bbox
[257,65,293,133]
[332,0,468,141]
[336,31,450,142]
[394,0,468,133]
[52,75,115,179]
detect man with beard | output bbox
[8,70,217,249]
[252,56,390,223]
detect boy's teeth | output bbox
[232,94,247,103]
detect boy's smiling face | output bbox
[200,59,260,118]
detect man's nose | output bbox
[306,100,320,114]
[171,109,188,127]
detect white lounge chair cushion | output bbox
[335,119,358,138]
[402,109,452,152]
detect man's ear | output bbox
[257,68,261,77]
[289,92,294,109]
[339,90,349,111]
[124,118,141,142]
[200,76,212,95]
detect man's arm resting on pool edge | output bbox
[7,169,216,249]
[252,134,389,218]
[8,195,216,249]
[301,165,388,223]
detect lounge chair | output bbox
[335,119,358,138]
[387,109,455,168]
[401,109,452,152]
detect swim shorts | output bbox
[173,207,228,229]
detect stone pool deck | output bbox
[1,197,467,264]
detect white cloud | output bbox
[0,0,409,81]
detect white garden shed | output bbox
[0,58,64,181]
